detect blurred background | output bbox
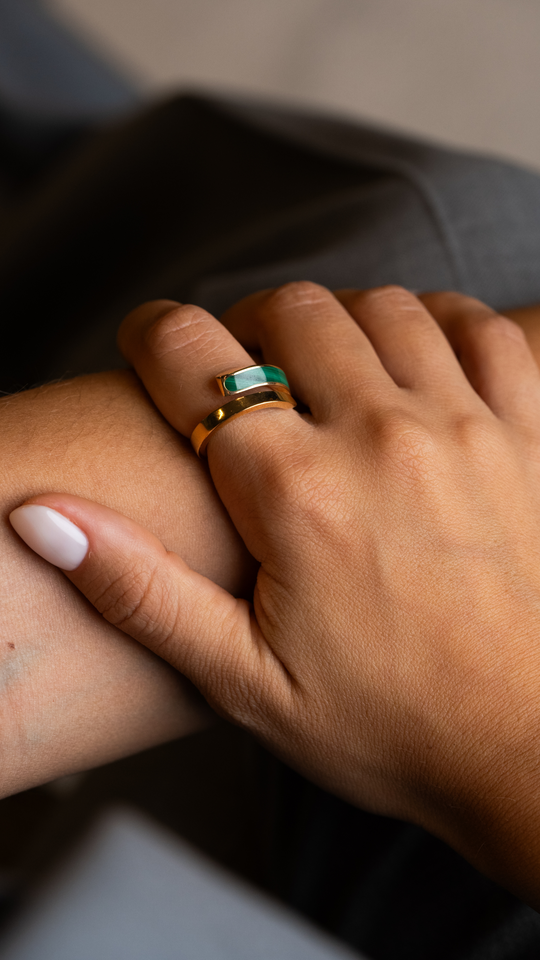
[48,0,540,170]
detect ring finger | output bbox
[117,299,312,555]
[118,300,259,440]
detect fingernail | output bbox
[9,505,89,570]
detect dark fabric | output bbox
[0,0,137,200]
[3,53,540,958]
[265,766,540,960]
[2,93,540,392]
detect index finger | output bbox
[118,299,258,440]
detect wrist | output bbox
[0,370,249,795]
[434,763,540,910]
[419,652,540,908]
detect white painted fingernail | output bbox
[9,505,89,570]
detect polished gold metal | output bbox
[191,389,296,457]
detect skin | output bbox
[15,286,540,911]
[0,370,255,797]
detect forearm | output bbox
[3,301,538,799]
[0,370,255,797]
[32,288,540,916]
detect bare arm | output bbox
[2,298,539,799]
[27,288,540,909]
[0,369,254,797]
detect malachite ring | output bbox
[216,364,290,397]
[191,387,297,457]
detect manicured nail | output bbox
[9,505,89,570]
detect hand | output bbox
[11,286,540,906]
[0,369,255,796]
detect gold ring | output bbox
[191,388,296,457]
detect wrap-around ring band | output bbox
[191,364,296,457]
[191,389,296,457]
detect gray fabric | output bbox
[40,91,540,383]
[191,175,460,318]
[0,809,366,960]
[193,96,540,315]
[0,0,137,118]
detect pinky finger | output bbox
[420,292,540,429]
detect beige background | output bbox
[48,0,540,170]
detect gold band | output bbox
[191,389,296,457]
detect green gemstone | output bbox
[223,365,289,394]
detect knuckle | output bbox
[368,409,440,483]
[449,409,499,454]
[142,304,214,363]
[370,408,502,484]
[201,615,275,730]
[422,290,478,313]
[295,472,348,540]
[419,291,484,335]
[242,443,299,514]
[420,294,528,348]
[470,310,527,344]
[256,435,313,495]
[208,665,265,727]
[260,439,346,534]
[90,563,177,648]
[265,281,330,313]
[352,284,416,315]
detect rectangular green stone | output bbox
[223,365,288,394]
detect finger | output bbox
[8,496,286,728]
[420,292,540,428]
[221,283,395,421]
[335,286,472,398]
[117,299,260,440]
[117,300,311,555]
[118,300,303,455]
[502,303,540,368]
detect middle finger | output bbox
[222,282,395,421]
[117,299,268,440]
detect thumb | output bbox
[8,495,269,719]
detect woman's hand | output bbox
[11,285,540,906]
[0,369,255,796]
